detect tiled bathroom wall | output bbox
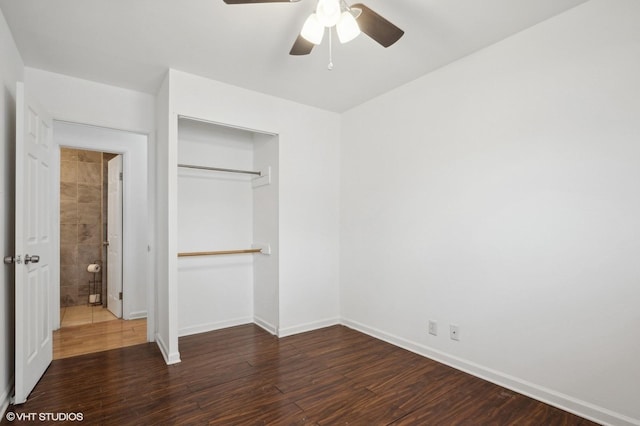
[60,148,103,307]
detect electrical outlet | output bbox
[450,324,460,341]
[428,320,437,336]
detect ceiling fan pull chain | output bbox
[328,28,334,70]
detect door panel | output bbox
[14,82,53,404]
[107,155,123,318]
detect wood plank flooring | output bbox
[60,305,119,328]
[4,324,598,425]
[53,318,147,359]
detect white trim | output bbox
[277,317,340,338]
[0,377,13,419]
[253,316,277,335]
[178,317,253,338]
[51,146,61,331]
[155,333,181,365]
[341,317,640,426]
[53,121,151,338]
[128,310,147,320]
[177,114,277,137]
[145,131,156,343]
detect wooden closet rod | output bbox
[178,248,262,257]
[178,163,261,176]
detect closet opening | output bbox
[177,117,279,337]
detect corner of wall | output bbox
[0,6,23,420]
[277,317,341,338]
[155,333,180,365]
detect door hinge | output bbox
[119,172,123,181]
[119,292,123,300]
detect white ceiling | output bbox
[0,0,588,112]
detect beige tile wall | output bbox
[60,148,103,307]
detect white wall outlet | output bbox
[428,320,437,336]
[450,324,460,341]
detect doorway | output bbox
[53,122,150,359]
[56,148,140,359]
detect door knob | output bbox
[24,254,40,264]
[4,255,21,265]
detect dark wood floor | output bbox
[4,324,597,425]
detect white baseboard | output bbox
[175,316,339,339]
[155,333,181,365]
[178,317,253,338]
[278,317,340,338]
[341,318,639,426]
[0,377,13,420]
[253,316,277,335]
[127,310,147,320]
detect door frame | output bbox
[52,121,153,341]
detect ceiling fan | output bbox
[222,0,404,57]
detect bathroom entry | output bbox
[59,148,122,327]
[52,121,149,360]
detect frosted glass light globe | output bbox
[301,13,324,45]
[336,10,360,43]
[316,0,341,27]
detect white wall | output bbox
[154,73,177,363]
[253,132,279,333]
[24,68,154,135]
[25,68,157,341]
[177,119,255,335]
[0,7,23,417]
[340,1,640,425]
[158,70,341,361]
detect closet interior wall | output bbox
[177,118,278,336]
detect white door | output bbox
[107,155,123,318]
[13,82,53,404]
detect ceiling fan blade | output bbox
[289,35,314,55]
[223,0,298,4]
[351,3,404,48]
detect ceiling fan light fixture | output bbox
[349,6,362,19]
[336,10,360,43]
[300,13,324,45]
[316,0,341,27]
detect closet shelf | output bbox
[178,248,262,257]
